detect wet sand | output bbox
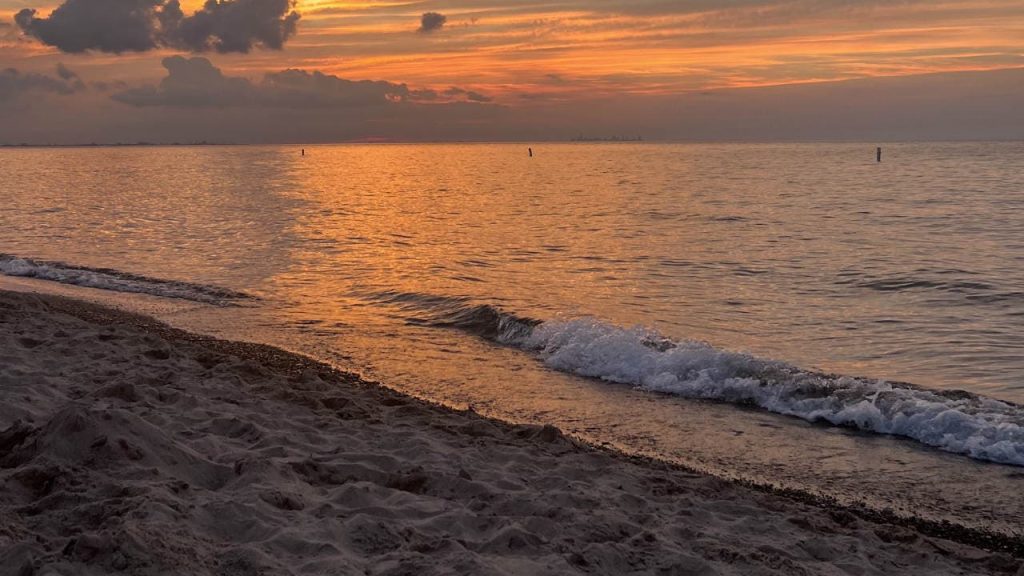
[0,289,1020,575]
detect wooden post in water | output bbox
[301,148,305,156]
[876,147,881,163]
[528,147,533,157]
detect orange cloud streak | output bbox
[1,0,1021,102]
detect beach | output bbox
[1,288,1020,576]
[4,0,1023,568]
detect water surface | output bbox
[2,142,1023,533]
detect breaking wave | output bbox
[373,290,1024,467]
[0,254,255,305]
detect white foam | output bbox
[512,318,1024,466]
[0,254,251,305]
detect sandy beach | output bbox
[0,288,1020,576]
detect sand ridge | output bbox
[0,289,1020,575]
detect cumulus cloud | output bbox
[168,0,300,53]
[418,12,446,33]
[13,0,300,54]
[0,65,85,102]
[112,56,491,109]
[15,0,164,53]
[112,56,253,106]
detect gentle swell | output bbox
[372,290,1024,467]
[836,269,1024,305]
[0,254,255,305]
[361,289,541,342]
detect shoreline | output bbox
[2,140,1020,149]
[1,288,1021,574]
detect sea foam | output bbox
[507,318,1024,466]
[374,285,1024,467]
[0,253,253,305]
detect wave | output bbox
[516,320,1024,467]
[360,289,541,341]
[374,290,1024,467]
[0,254,254,305]
[836,269,1024,305]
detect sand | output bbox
[0,289,1020,576]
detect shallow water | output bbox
[2,142,1023,532]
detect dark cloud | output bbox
[15,0,165,53]
[418,12,447,33]
[56,62,86,91]
[13,0,300,54]
[112,56,492,109]
[168,0,301,53]
[0,65,85,102]
[92,79,129,93]
[261,69,415,107]
[112,56,254,107]
[3,67,1022,144]
[55,62,77,81]
[442,87,491,102]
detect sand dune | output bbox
[0,289,1019,575]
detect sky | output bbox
[0,0,1022,143]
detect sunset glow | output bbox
[6,1,1024,93]
[4,2,1024,573]
[1,0,1022,142]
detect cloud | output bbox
[3,67,1022,144]
[92,79,129,93]
[112,56,254,106]
[13,0,300,54]
[0,65,85,102]
[168,0,301,53]
[261,69,416,107]
[55,62,77,81]
[56,62,86,91]
[418,12,447,33]
[0,21,17,40]
[112,56,492,109]
[442,87,491,102]
[15,0,165,53]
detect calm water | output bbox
[2,142,1023,532]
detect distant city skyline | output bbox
[1,0,1022,143]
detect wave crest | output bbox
[369,289,1024,467]
[0,254,254,305]
[522,318,1024,466]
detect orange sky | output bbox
[1,0,1022,143]
[2,0,1022,102]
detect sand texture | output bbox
[0,289,1020,576]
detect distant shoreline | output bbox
[0,141,231,148]
[3,139,1023,149]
